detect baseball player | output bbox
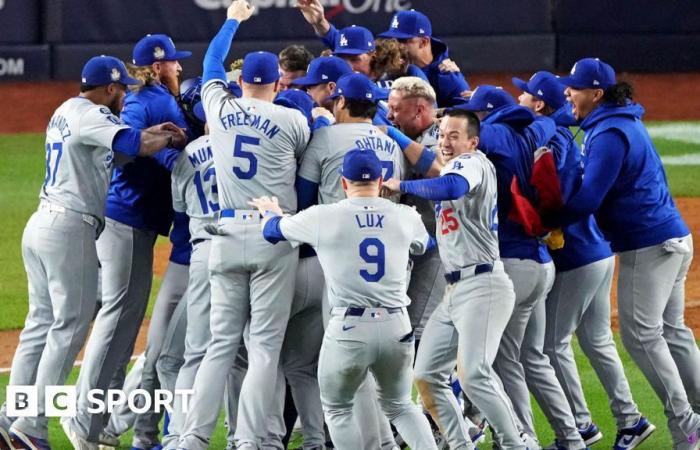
[174,2,310,448]
[510,71,656,449]
[454,86,590,450]
[249,148,437,450]
[546,58,699,450]
[382,108,525,450]
[62,34,193,450]
[0,55,184,450]
[291,55,352,110]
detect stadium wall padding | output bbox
[1,0,700,81]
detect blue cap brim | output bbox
[377,30,419,40]
[511,77,531,95]
[373,87,390,101]
[291,75,323,86]
[449,101,482,112]
[323,92,342,103]
[557,75,590,89]
[121,75,142,86]
[333,48,369,56]
[171,50,192,60]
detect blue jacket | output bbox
[558,102,688,252]
[105,84,190,254]
[421,37,469,108]
[479,105,556,263]
[543,107,612,272]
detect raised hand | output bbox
[228,0,255,22]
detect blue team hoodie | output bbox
[420,37,469,108]
[105,84,190,256]
[478,105,556,263]
[542,107,612,272]
[573,102,689,252]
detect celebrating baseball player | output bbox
[511,70,656,450]
[0,55,185,450]
[382,108,526,450]
[174,1,310,448]
[545,57,700,450]
[249,148,437,450]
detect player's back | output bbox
[202,82,310,213]
[437,151,500,272]
[307,197,427,308]
[299,123,407,204]
[171,135,219,242]
[42,97,127,220]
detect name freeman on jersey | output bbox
[219,110,281,140]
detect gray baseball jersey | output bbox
[171,135,219,242]
[201,80,310,212]
[298,123,408,205]
[436,151,499,272]
[42,97,129,219]
[280,197,429,308]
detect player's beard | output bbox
[162,74,181,97]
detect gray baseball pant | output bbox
[321,281,398,450]
[101,260,189,448]
[319,307,437,450]
[266,255,325,449]
[66,217,156,442]
[160,239,246,450]
[4,207,100,440]
[544,256,641,430]
[103,354,147,439]
[178,217,298,450]
[617,235,700,446]
[406,248,446,340]
[414,262,524,450]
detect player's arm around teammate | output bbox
[384,109,528,450]
[249,149,437,450]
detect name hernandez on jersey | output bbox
[42,98,129,220]
[201,80,310,214]
[172,135,220,242]
[279,197,429,309]
[436,151,500,273]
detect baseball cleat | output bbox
[97,431,119,448]
[675,426,700,450]
[613,416,656,449]
[130,445,162,450]
[60,420,97,450]
[8,429,51,450]
[579,423,603,446]
[521,433,540,450]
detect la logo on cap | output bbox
[153,46,165,60]
[339,34,348,47]
[391,16,399,28]
[110,68,121,82]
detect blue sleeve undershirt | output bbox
[296,176,319,211]
[320,24,339,50]
[545,130,626,227]
[399,174,470,201]
[386,126,436,175]
[112,128,141,157]
[203,19,241,84]
[262,216,286,244]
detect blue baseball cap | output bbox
[379,9,432,40]
[559,58,616,90]
[81,55,140,86]
[274,89,315,126]
[241,51,280,85]
[453,85,515,113]
[292,56,353,86]
[339,149,382,182]
[326,73,378,103]
[132,34,191,66]
[333,25,375,56]
[512,71,567,110]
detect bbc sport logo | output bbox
[6,386,194,417]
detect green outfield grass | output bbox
[0,121,698,448]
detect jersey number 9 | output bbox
[359,237,385,282]
[232,134,260,179]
